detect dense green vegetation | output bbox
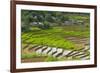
[21,10,90,62]
[21,10,90,32]
[22,25,89,50]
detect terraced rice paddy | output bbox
[21,43,90,63]
[21,26,90,63]
[21,10,90,63]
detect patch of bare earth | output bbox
[66,37,89,49]
[21,57,47,63]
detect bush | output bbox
[37,21,51,30]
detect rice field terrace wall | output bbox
[21,43,90,62]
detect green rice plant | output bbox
[22,33,77,50]
[22,26,89,50]
[45,56,58,62]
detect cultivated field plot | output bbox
[21,10,90,63]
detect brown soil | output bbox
[21,57,46,63]
[66,37,89,44]
[65,36,89,49]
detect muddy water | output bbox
[66,37,89,49]
[66,37,89,44]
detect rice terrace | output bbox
[21,10,90,63]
